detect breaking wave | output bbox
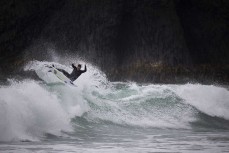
[0,60,229,142]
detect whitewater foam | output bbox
[174,84,229,120]
[0,80,72,141]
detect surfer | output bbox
[56,64,87,81]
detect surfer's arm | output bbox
[82,65,87,73]
[72,64,77,69]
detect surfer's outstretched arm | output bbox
[82,65,87,73]
[72,64,77,69]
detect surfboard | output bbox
[46,65,77,87]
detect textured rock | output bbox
[0,0,229,83]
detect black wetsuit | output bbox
[58,64,87,81]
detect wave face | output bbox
[0,61,229,142]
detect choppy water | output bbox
[0,61,229,153]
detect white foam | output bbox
[0,80,72,141]
[173,84,229,120]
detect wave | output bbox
[0,60,229,142]
[83,82,229,129]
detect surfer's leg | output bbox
[57,69,71,78]
[63,71,71,78]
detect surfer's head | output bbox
[77,64,81,70]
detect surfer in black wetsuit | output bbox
[57,64,87,82]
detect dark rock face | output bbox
[175,0,229,64]
[0,0,229,83]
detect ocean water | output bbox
[0,61,229,153]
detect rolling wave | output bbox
[0,61,228,142]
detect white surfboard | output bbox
[46,65,77,87]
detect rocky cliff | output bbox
[0,0,229,83]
